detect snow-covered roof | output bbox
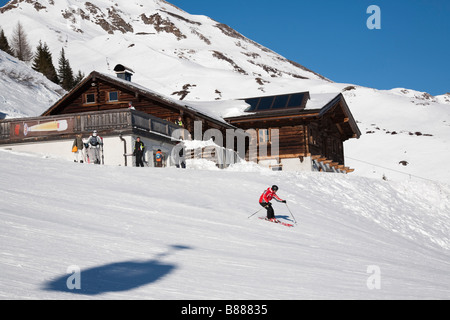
[177,92,343,122]
[221,91,343,119]
[307,92,342,110]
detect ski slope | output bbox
[1,149,449,300]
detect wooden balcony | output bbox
[0,109,181,145]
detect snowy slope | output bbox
[0,50,64,118]
[343,86,450,184]
[1,149,449,300]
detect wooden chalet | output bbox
[224,92,361,173]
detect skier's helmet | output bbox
[272,185,279,192]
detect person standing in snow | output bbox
[72,134,85,163]
[155,149,164,167]
[86,130,103,164]
[259,185,286,222]
[133,137,145,167]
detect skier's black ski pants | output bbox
[135,152,144,167]
[260,202,275,219]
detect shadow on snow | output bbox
[276,215,294,223]
[43,245,191,296]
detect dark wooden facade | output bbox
[225,93,360,172]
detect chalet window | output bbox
[85,93,96,104]
[259,129,270,143]
[108,91,119,102]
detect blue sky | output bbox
[169,0,449,96]
[1,0,448,95]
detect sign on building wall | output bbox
[10,119,74,139]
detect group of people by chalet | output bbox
[132,136,165,168]
[71,130,103,164]
[71,131,167,167]
[131,116,183,167]
[72,116,185,166]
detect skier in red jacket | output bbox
[259,185,286,222]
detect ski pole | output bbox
[248,205,267,219]
[285,203,297,224]
[101,144,104,165]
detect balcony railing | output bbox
[0,109,181,144]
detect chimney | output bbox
[113,64,134,82]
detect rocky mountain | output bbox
[0,0,332,101]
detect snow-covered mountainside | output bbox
[0,149,449,299]
[0,50,64,118]
[0,0,330,100]
[343,86,450,184]
[0,0,449,184]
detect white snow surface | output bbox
[0,149,449,300]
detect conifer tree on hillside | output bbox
[73,70,85,87]
[10,22,33,62]
[32,41,58,84]
[57,47,74,91]
[0,28,13,55]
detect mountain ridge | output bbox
[0,0,330,99]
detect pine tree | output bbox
[57,47,74,91]
[73,70,85,87]
[10,21,33,62]
[0,28,13,55]
[32,40,58,84]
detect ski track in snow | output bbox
[1,150,449,300]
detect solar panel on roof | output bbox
[245,98,260,112]
[243,92,308,113]
[272,95,290,109]
[287,93,305,108]
[258,96,274,110]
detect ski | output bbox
[259,217,294,227]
